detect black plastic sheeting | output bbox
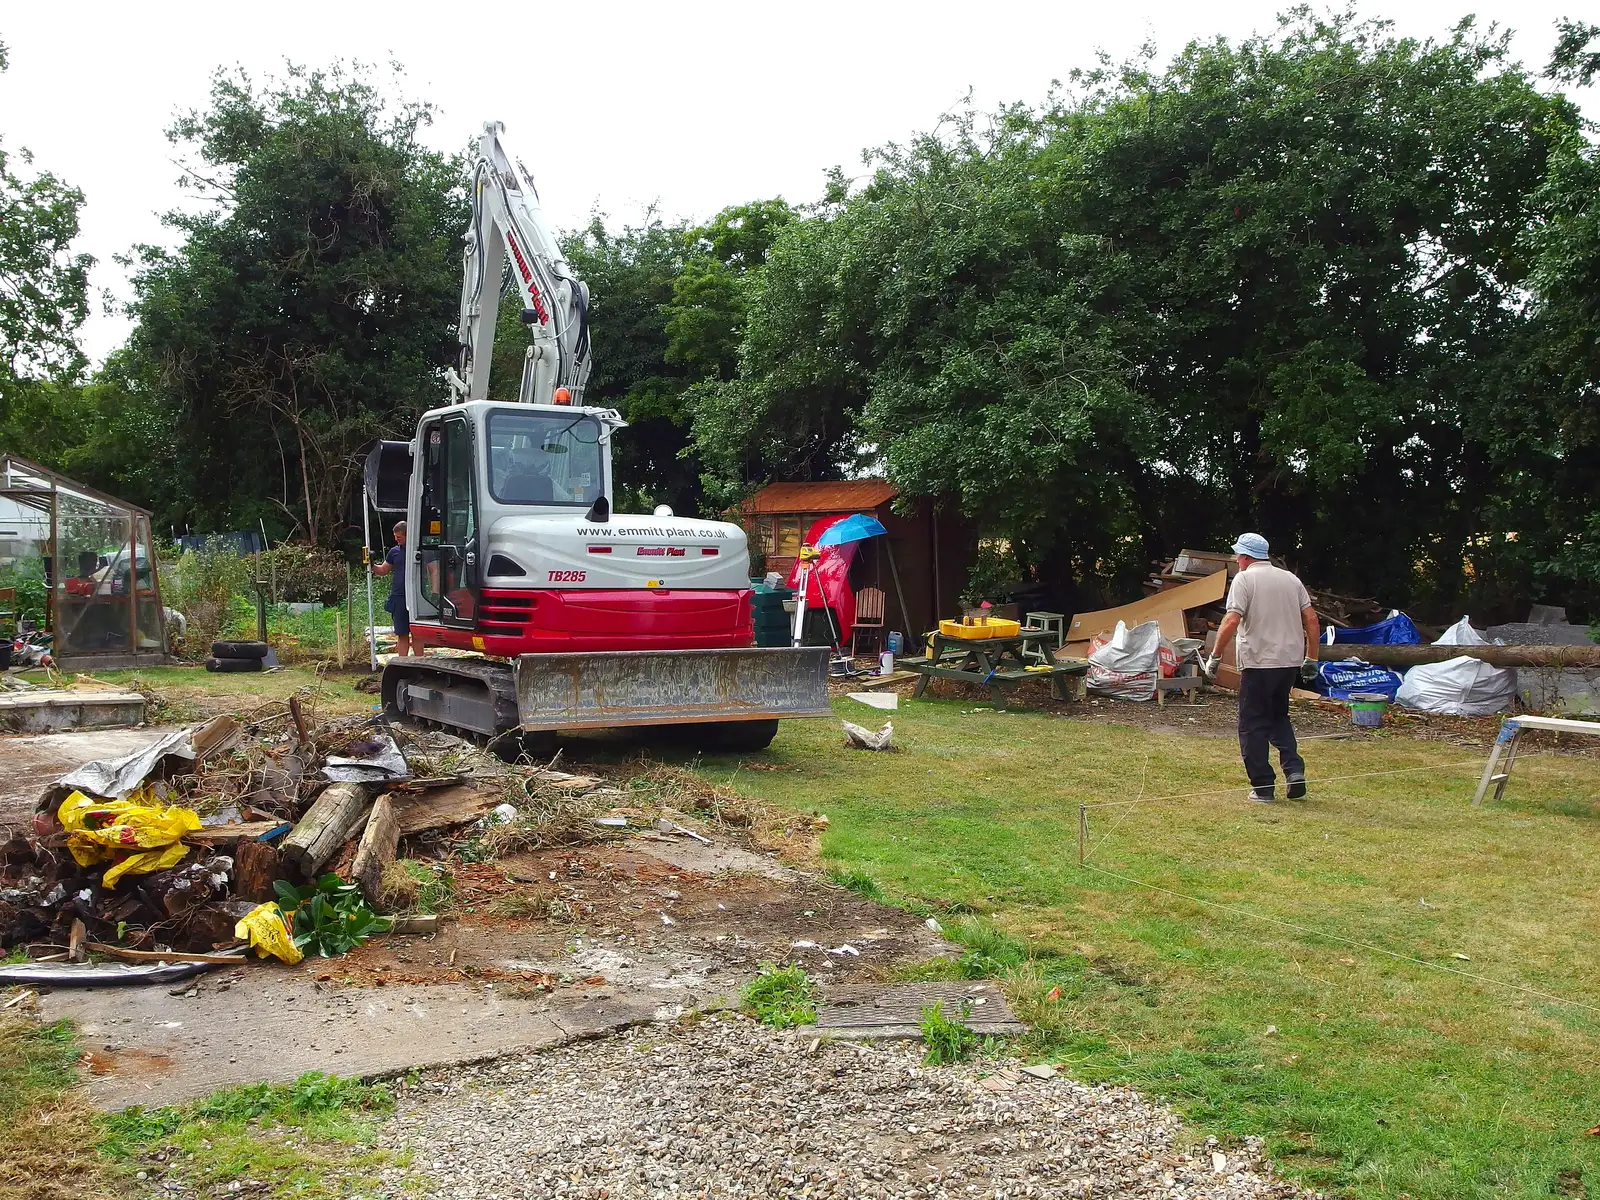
[0,957,239,987]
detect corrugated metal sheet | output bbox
[747,480,898,514]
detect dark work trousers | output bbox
[1237,667,1306,792]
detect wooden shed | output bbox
[741,481,973,639]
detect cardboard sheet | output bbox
[1064,570,1229,656]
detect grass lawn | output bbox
[27,664,376,723]
[678,694,1600,1200]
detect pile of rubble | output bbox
[0,694,630,982]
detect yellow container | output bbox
[939,617,1022,640]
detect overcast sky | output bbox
[2,1,1594,363]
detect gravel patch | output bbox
[373,1013,1320,1199]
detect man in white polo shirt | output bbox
[1206,533,1319,803]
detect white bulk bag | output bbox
[1394,616,1516,716]
[1086,619,1169,702]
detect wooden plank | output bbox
[855,671,919,691]
[1501,715,1600,735]
[88,943,248,965]
[184,822,282,847]
[351,794,400,905]
[814,981,1026,1039]
[1066,570,1228,644]
[393,783,502,837]
[281,783,370,877]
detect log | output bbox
[281,783,370,877]
[234,839,286,903]
[350,793,400,905]
[1318,643,1600,668]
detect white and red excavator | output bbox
[364,121,828,750]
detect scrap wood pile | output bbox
[1065,548,1392,700]
[1137,549,1387,637]
[0,693,635,985]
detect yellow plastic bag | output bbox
[56,789,203,889]
[234,902,303,965]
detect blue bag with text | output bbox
[1315,658,1405,701]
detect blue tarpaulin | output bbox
[1328,612,1421,645]
[1314,659,1406,700]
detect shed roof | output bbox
[746,480,898,514]
[0,454,153,516]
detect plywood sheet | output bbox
[1066,570,1228,648]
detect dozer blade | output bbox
[514,646,831,732]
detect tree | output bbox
[699,10,1590,616]
[1511,18,1600,612]
[111,63,463,543]
[0,36,94,462]
[534,200,794,517]
[554,215,699,513]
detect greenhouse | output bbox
[0,454,168,669]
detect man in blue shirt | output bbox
[372,521,412,657]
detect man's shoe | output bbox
[1286,774,1308,800]
[1249,788,1275,803]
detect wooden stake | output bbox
[288,694,310,748]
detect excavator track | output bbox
[382,657,522,740]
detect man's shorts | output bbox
[391,607,410,636]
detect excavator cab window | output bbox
[487,411,603,507]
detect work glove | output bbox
[1201,654,1220,679]
[1300,656,1320,685]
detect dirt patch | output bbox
[38,829,947,1109]
[330,837,935,994]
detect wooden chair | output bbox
[852,586,886,657]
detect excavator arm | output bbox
[451,121,592,407]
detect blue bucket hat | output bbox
[1232,532,1270,560]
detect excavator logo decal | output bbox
[505,232,549,325]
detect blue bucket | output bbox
[1348,692,1390,728]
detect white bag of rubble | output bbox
[1086,619,1173,702]
[1394,616,1516,716]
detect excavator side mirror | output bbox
[519,308,540,326]
[584,495,610,523]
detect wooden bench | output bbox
[1471,714,1600,806]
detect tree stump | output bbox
[234,839,286,903]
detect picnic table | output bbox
[900,628,1088,708]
